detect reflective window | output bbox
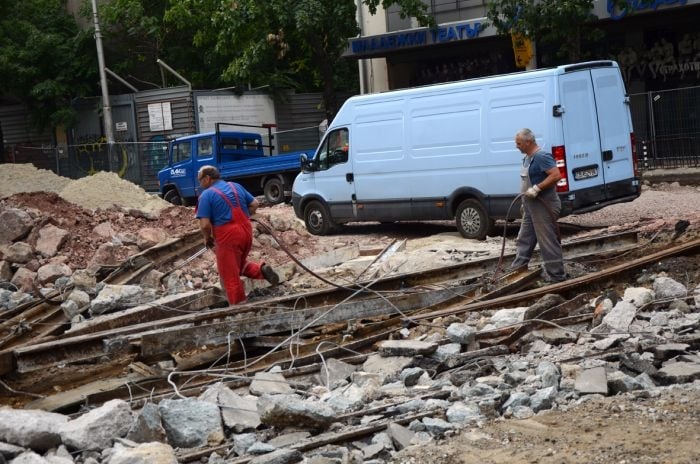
[172,141,192,164]
[317,128,349,170]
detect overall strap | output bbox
[210,186,238,213]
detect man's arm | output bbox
[248,198,259,216]
[537,166,562,191]
[199,218,215,248]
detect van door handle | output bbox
[602,150,613,161]
[346,173,354,182]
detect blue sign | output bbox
[608,0,688,20]
[349,22,483,56]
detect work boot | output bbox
[261,264,280,285]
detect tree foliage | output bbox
[0,0,96,129]
[486,0,603,63]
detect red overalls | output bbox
[209,183,264,304]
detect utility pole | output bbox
[91,0,115,152]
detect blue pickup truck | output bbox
[158,124,309,206]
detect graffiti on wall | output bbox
[615,32,700,84]
[72,133,138,179]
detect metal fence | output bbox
[630,85,700,170]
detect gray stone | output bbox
[653,343,690,361]
[593,334,629,351]
[232,433,257,457]
[249,372,294,396]
[460,382,499,399]
[511,405,535,419]
[60,300,81,319]
[362,354,413,383]
[36,263,71,285]
[104,442,177,464]
[635,372,657,390]
[0,407,67,451]
[70,269,97,291]
[125,403,167,443]
[530,386,557,412]
[158,398,224,448]
[362,443,385,459]
[446,323,476,345]
[0,208,33,242]
[6,291,33,309]
[422,417,454,435]
[199,383,261,431]
[371,431,394,450]
[0,441,25,460]
[377,340,437,357]
[8,451,50,464]
[446,402,482,424]
[314,358,356,389]
[0,260,12,281]
[530,327,578,345]
[248,449,303,464]
[607,371,643,394]
[592,301,637,334]
[484,307,528,330]
[653,276,687,299]
[501,392,530,411]
[267,431,311,448]
[2,242,34,263]
[67,289,90,308]
[623,287,654,308]
[393,398,426,415]
[387,422,414,450]
[400,367,425,387]
[90,284,152,315]
[257,394,335,429]
[247,442,277,454]
[536,361,561,389]
[35,225,69,258]
[575,367,608,395]
[60,399,133,451]
[431,343,462,362]
[655,362,700,385]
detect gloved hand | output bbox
[524,184,541,198]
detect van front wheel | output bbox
[304,200,334,235]
[456,199,492,240]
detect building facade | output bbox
[348,0,700,95]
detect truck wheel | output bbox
[304,200,334,235]
[263,178,285,204]
[164,189,182,206]
[456,199,493,240]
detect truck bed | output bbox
[218,151,305,179]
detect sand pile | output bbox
[0,163,71,198]
[0,163,170,213]
[59,171,170,212]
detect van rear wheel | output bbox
[304,200,334,235]
[263,178,285,204]
[456,199,493,240]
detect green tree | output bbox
[486,0,602,63]
[164,0,433,120]
[0,0,97,130]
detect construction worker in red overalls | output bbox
[195,165,279,304]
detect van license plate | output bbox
[573,166,598,180]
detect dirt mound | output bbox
[0,163,71,198]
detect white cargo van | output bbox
[292,60,640,239]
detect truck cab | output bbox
[158,124,309,206]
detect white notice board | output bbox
[196,94,277,149]
[148,102,173,131]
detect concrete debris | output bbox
[0,408,67,451]
[257,394,335,429]
[59,399,133,451]
[158,398,224,448]
[249,372,294,396]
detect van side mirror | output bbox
[300,153,316,171]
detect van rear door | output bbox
[590,67,635,197]
[558,69,607,204]
[559,63,635,205]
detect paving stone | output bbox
[575,367,608,395]
[655,362,700,385]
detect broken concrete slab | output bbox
[575,367,608,395]
[158,398,224,448]
[257,394,335,429]
[60,399,133,451]
[362,354,413,383]
[248,448,303,464]
[377,340,438,357]
[313,358,356,389]
[125,403,167,444]
[249,372,294,396]
[200,383,261,432]
[655,362,700,385]
[387,422,414,450]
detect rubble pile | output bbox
[0,274,699,463]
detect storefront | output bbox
[346,0,700,94]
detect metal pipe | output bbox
[156,59,192,89]
[90,0,114,146]
[105,67,139,92]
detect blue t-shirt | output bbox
[195,180,254,226]
[527,150,556,187]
